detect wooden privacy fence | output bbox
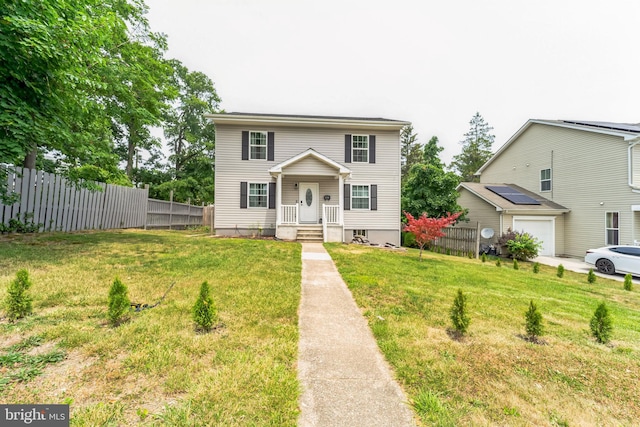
[1,166,147,232]
[145,194,205,229]
[432,224,481,258]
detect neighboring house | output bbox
[207,112,410,245]
[458,119,640,257]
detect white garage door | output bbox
[512,217,554,256]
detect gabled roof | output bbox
[477,119,640,175]
[458,182,569,214]
[269,148,351,176]
[206,112,410,130]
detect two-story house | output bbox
[207,112,409,245]
[459,119,640,258]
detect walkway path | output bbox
[297,243,415,427]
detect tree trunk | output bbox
[22,146,37,169]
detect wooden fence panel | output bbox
[432,224,481,259]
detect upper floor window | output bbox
[352,135,369,163]
[249,183,268,208]
[250,131,267,160]
[540,169,551,192]
[605,212,619,245]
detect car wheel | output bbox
[595,258,615,275]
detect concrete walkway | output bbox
[534,255,640,284]
[297,243,416,427]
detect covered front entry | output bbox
[513,216,555,256]
[269,149,351,242]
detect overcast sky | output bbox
[145,0,640,164]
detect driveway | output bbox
[533,256,640,284]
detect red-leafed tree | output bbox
[403,211,462,261]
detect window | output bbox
[249,183,268,208]
[606,212,619,245]
[351,185,370,209]
[250,131,267,160]
[540,169,551,192]
[352,229,367,238]
[352,135,369,162]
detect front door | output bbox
[299,183,318,223]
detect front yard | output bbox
[326,244,640,426]
[0,230,301,426]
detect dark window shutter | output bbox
[344,184,350,210]
[345,134,352,163]
[268,182,276,209]
[267,132,275,161]
[369,135,376,164]
[241,131,249,160]
[370,184,377,210]
[240,182,247,208]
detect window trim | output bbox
[605,211,619,245]
[351,184,370,210]
[248,182,268,208]
[249,131,268,161]
[540,168,551,192]
[351,135,369,163]
[352,229,367,238]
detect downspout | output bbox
[628,136,640,190]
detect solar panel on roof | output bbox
[485,186,541,205]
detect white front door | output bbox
[299,183,318,223]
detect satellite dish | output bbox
[480,228,495,239]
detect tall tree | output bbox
[400,125,422,184]
[450,112,495,182]
[402,136,463,220]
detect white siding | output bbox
[481,123,640,256]
[214,124,400,241]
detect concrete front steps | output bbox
[297,225,323,242]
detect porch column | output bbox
[276,173,282,225]
[338,174,344,225]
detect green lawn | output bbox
[326,244,640,426]
[0,230,301,426]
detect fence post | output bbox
[169,190,173,230]
[143,184,149,230]
[475,221,481,259]
[210,205,214,235]
[187,197,191,228]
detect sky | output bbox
[144,0,640,164]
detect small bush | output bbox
[108,277,131,326]
[450,289,470,335]
[587,269,596,284]
[525,300,544,339]
[556,264,565,278]
[505,232,542,261]
[193,281,217,332]
[623,274,633,291]
[513,259,519,270]
[533,262,540,274]
[481,253,487,263]
[4,269,33,321]
[590,302,613,344]
[496,259,502,267]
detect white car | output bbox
[585,245,640,275]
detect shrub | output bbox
[496,259,502,267]
[624,274,633,291]
[590,302,613,344]
[587,269,596,284]
[450,289,470,335]
[505,232,542,261]
[513,259,519,270]
[525,300,544,339]
[556,264,564,278]
[4,269,33,321]
[481,253,487,263]
[533,262,540,274]
[108,277,131,326]
[193,281,217,332]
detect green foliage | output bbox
[400,125,422,185]
[107,278,130,326]
[450,289,470,335]
[525,300,544,339]
[513,259,519,270]
[590,302,613,344]
[533,262,540,274]
[481,252,487,263]
[4,270,33,321]
[587,269,596,284]
[0,213,42,234]
[624,274,633,291]
[192,281,217,332]
[505,232,542,261]
[496,259,502,267]
[557,264,565,278]
[401,231,417,248]
[450,112,495,182]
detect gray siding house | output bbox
[207,112,409,245]
[459,119,640,257]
